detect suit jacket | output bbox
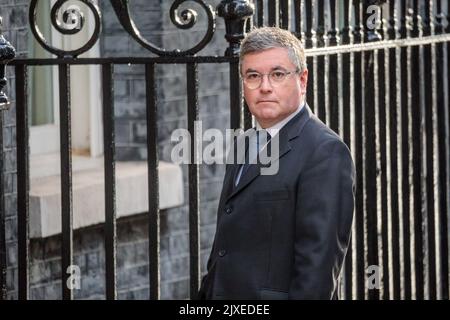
[198,104,356,300]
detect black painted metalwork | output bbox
[387,0,401,300]
[341,0,353,301]
[0,108,4,300]
[29,0,101,58]
[399,0,412,300]
[218,0,254,57]
[186,63,200,298]
[218,0,253,129]
[102,63,117,300]
[16,65,29,300]
[268,0,278,27]
[145,64,160,300]
[435,0,450,300]
[111,0,215,56]
[363,0,381,300]
[352,0,366,300]
[58,63,74,300]
[1,0,449,301]
[422,0,437,299]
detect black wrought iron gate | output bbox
[0,0,449,300]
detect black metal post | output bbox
[363,0,384,300]
[59,64,74,300]
[217,0,254,58]
[102,63,117,300]
[218,0,254,130]
[146,63,160,300]
[353,0,365,300]
[186,63,200,298]
[387,0,401,300]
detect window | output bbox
[29,0,103,158]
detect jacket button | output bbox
[218,250,226,257]
[225,206,233,214]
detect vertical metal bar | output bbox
[410,0,426,299]
[304,0,314,48]
[294,0,302,37]
[0,108,5,300]
[304,0,315,111]
[436,0,450,300]
[280,0,290,29]
[268,0,278,27]
[328,51,338,134]
[364,47,379,301]
[353,0,366,300]
[328,1,339,133]
[423,1,437,300]
[341,0,353,300]
[59,63,73,300]
[399,0,412,299]
[16,65,29,300]
[102,63,117,300]
[341,0,351,45]
[316,1,326,122]
[446,1,450,300]
[146,63,160,300]
[432,0,447,300]
[329,1,338,46]
[243,101,252,131]
[378,44,390,300]
[186,63,200,298]
[388,0,402,300]
[316,0,325,47]
[257,0,264,27]
[230,61,243,130]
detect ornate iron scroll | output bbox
[29,0,101,58]
[28,0,259,58]
[110,0,216,56]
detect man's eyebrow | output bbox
[244,66,287,73]
[271,65,287,70]
[245,68,259,73]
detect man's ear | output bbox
[299,69,308,93]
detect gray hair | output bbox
[239,27,307,72]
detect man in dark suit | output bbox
[199,27,355,300]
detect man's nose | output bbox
[259,74,273,92]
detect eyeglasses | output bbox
[242,68,300,90]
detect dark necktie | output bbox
[235,130,271,185]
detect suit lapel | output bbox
[225,104,313,202]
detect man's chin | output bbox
[255,115,280,128]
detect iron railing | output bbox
[0,0,449,300]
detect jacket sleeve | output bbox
[197,238,216,300]
[289,138,356,299]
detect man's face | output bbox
[241,47,308,128]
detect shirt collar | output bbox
[256,103,304,138]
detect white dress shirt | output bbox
[234,103,304,186]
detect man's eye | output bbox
[271,71,286,79]
[246,73,261,80]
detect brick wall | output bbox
[1,0,230,299]
[1,0,28,300]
